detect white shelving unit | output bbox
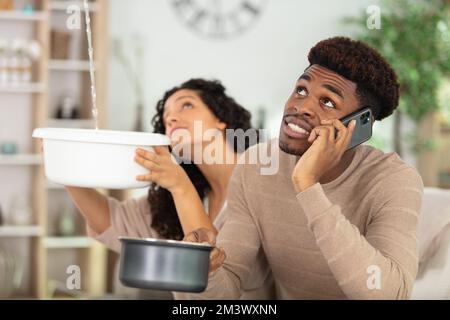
[0,10,48,21]
[46,181,64,189]
[0,0,109,299]
[0,225,43,237]
[0,154,43,165]
[44,236,93,249]
[50,1,99,12]
[0,83,46,93]
[49,59,95,72]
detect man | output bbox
[185,37,423,299]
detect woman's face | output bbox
[162,89,226,148]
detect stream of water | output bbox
[83,0,98,130]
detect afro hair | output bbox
[308,36,400,121]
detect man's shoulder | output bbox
[359,144,415,171]
[358,144,423,189]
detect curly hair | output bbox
[148,78,255,240]
[308,36,400,121]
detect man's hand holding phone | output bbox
[291,118,356,193]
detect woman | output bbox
[62,78,273,298]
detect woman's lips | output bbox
[167,127,188,138]
[283,120,310,139]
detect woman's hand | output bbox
[183,228,226,275]
[134,146,190,195]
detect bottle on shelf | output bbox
[8,195,33,226]
[8,40,21,85]
[19,51,32,83]
[0,39,8,85]
[56,205,76,237]
[0,38,41,86]
[55,95,80,119]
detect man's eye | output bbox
[321,98,335,109]
[182,103,193,109]
[296,87,307,96]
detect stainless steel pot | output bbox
[118,236,213,293]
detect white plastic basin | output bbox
[32,128,171,189]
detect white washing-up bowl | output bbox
[32,128,171,189]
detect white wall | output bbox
[107,0,376,138]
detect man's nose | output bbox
[294,99,316,119]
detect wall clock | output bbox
[171,0,268,40]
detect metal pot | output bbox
[118,236,213,293]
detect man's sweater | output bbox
[188,139,423,299]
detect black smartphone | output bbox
[339,107,373,150]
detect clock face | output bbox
[171,0,268,40]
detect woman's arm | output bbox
[135,146,217,236]
[65,186,110,235]
[171,179,217,236]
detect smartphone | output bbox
[339,107,372,150]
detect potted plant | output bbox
[345,0,450,185]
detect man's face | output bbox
[279,64,360,156]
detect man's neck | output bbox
[319,148,357,184]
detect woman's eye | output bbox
[182,103,193,109]
[321,98,335,109]
[296,87,307,97]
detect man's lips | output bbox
[283,115,313,132]
[283,122,309,139]
[282,116,312,139]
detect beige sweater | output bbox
[185,139,423,300]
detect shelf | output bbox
[44,236,93,249]
[0,11,49,21]
[47,118,95,129]
[50,1,99,12]
[0,225,42,237]
[46,181,65,190]
[0,83,46,94]
[0,154,42,166]
[49,59,96,72]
